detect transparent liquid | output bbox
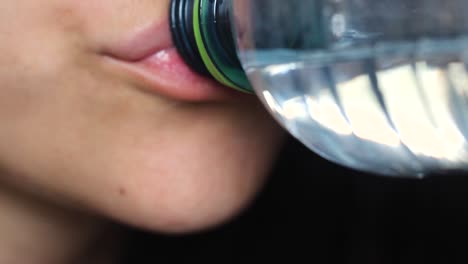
[242,38,468,177]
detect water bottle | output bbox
[170,0,468,178]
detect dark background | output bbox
[122,137,468,264]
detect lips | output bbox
[101,20,242,101]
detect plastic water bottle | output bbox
[171,0,468,177]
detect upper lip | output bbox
[98,18,246,102]
[102,19,173,62]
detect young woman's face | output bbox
[0,0,283,232]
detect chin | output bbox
[87,104,284,234]
[99,143,274,234]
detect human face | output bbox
[0,0,283,232]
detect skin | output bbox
[0,1,284,263]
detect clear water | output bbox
[242,38,468,177]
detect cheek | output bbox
[0,0,112,200]
[0,1,88,121]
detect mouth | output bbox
[101,20,244,102]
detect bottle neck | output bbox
[170,0,253,93]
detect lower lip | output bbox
[104,47,247,102]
